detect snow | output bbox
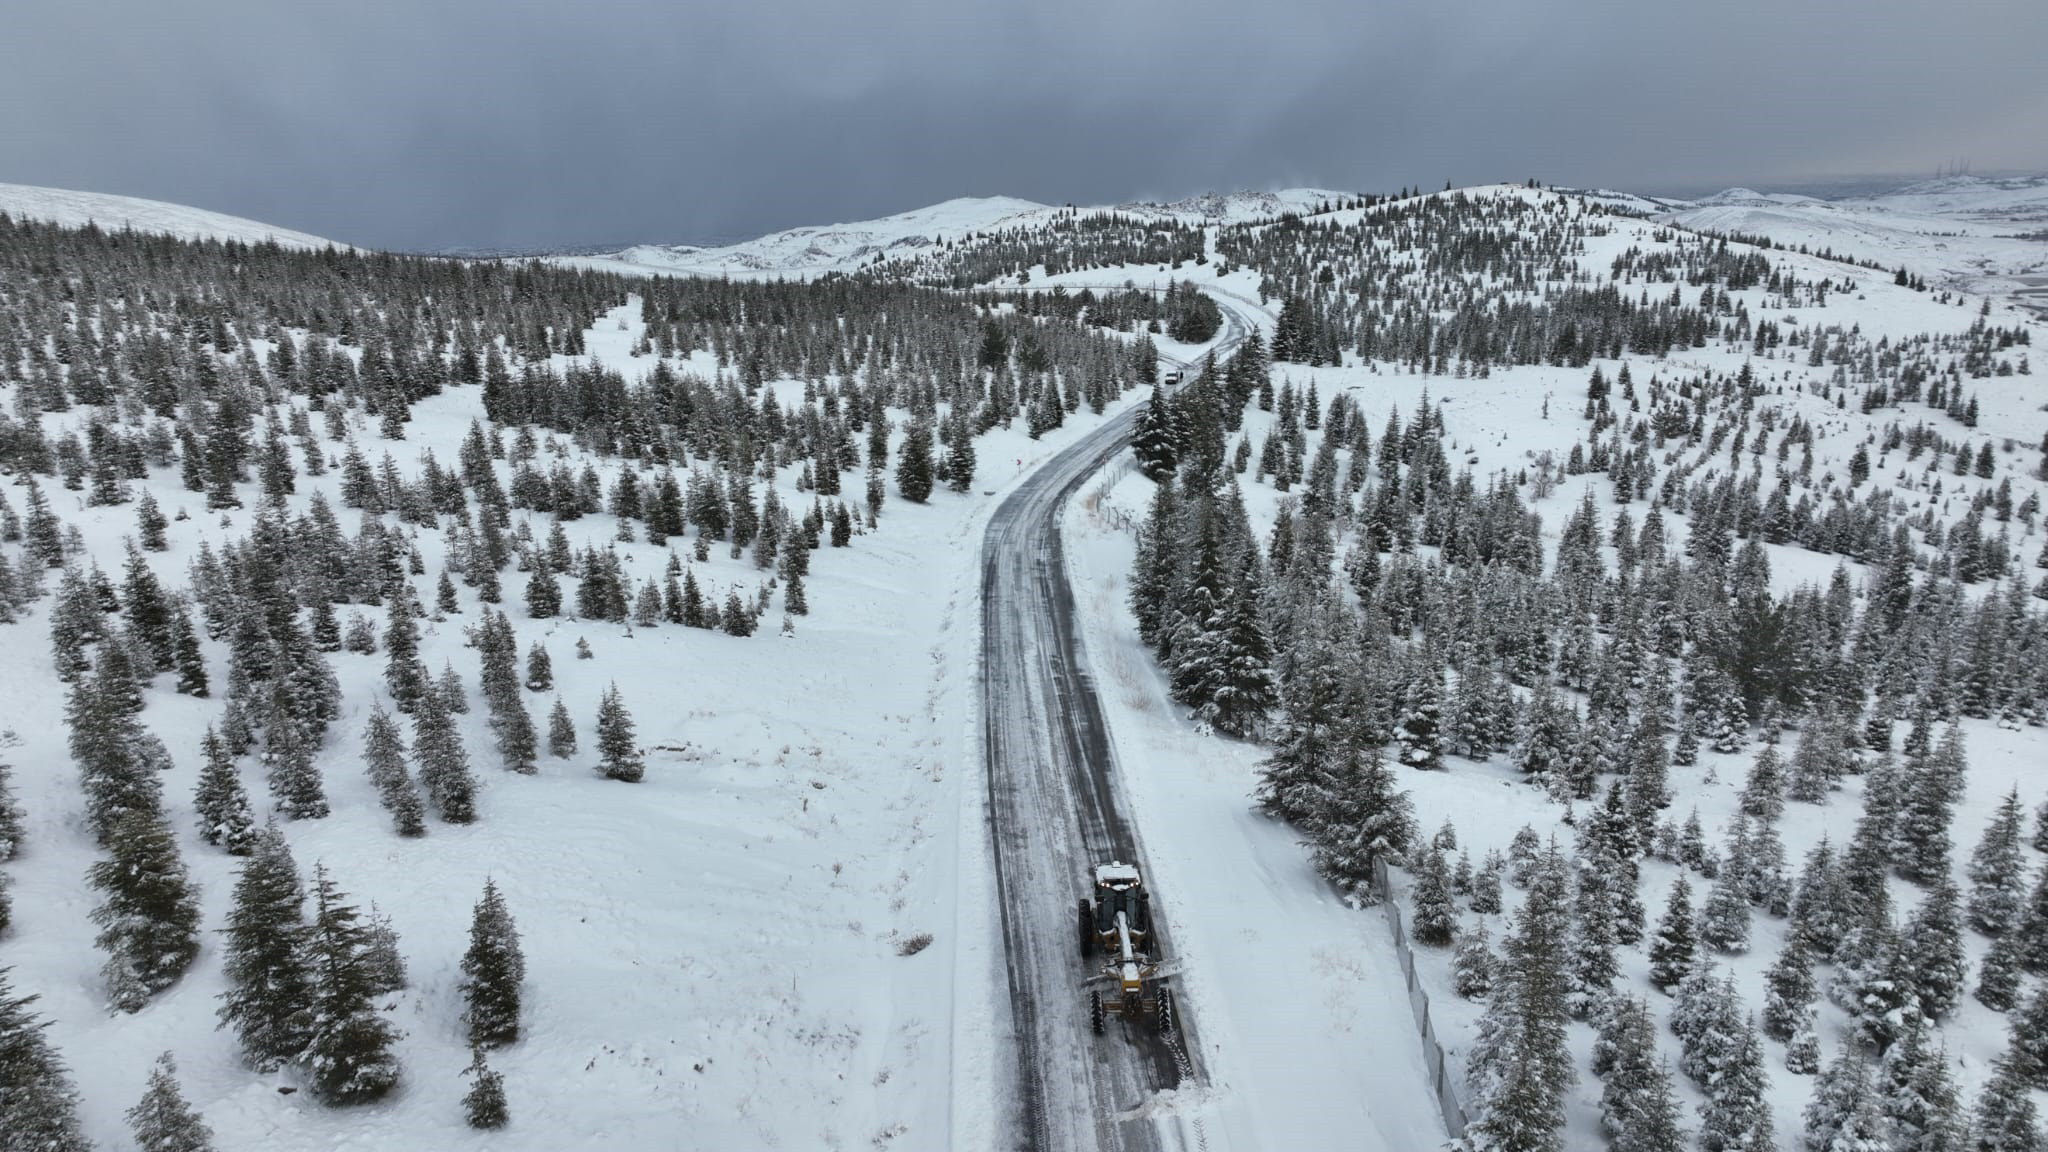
[1658,174,2048,302]
[0,182,342,250]
[555,189,1355,281]
[0,293,1155,1150]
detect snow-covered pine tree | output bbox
[1791,838,1846,961]
[1696,1010,1773,1152]
[0,760,21,863]
[1761,937,1815,1043]
[192,726,257,855]
[461,878,525,1048]
[1698,849,1752,954]
[1454,922,1495,998]
[1894,744,1957,886]
[1880,1022,1965,1152]
[1977,921,2024,1012]
[67,649,167,845]
[1739,745,1785,822]
[0,967,92,1152]
[262,688,329,820]
[1465,842,1573,1152]
[89,810,202,1012]
[595,683,644,782]
[1971,1050,2042,1151]
[1969,789,2031,936]
[362,907,407,995]
[547,697,577,759]
[126,1051,216,1152]
[302,865,401,1104]
[1593,994,1686,1152]
[1396,663,1445,771]
[411,681,478,823]
[217,823,314,1069]
[1901,876,1968,1022]
[525,643,552,692]
[1307,745,1416,895]
[1802,1040,1880,1152]
[383,592,428,713]
[1649,877,1696,992]
[1567,859,1619,1017]
[463,1045,509,1129]
[1410,848,1458,946]
[362,704,426,837]
[1192,563,1278,738]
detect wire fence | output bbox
[1372,857,1470,1140]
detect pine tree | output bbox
[463,1046,509,1129]
[89,810,202,1012]
[1971,1051,2042,1152]
[1132,387,1181,482]
[192,727,258,855]
[411,682,478,823]
[361,907,407,995]
[1649,877,1696,992]
[171,607,208,697]
[1396,664,1445,770]
[461,878,525,1048]
[1969,789,2031,936]
[0,760,21,864]
[68,649,167,845]
[1465,843,1574,1152]
[1803,1040,1878,1152]
[383,593,428,713]
[362,704,426,837]
[1191,565,1278,738]
[1739,746,1785,822]
[1455,923,1495,998]
[302,866,401,1104]
[595,683,644,783]
[0,967,92,1152]
[1895,738,1959,886]
[1698,852,1752,954]
[1410,848,1458,946]
[525,643,552,692]
[217,823,314,1069]
[1307,746,1416,894]
[126,1052,216,1152]
[1901,876,1967,1022]
[525,567,560,619]
[895,420,934,503]
[2020,868,2048,974]
[1761,938,1815,1042]
[1976,927,2023,1011]
[263,693,329,820]
[1696,1012,1773,1152]
[1594,995,1686,1152]
[1882,1024,1965,1152]
[548,697,577,758]
[1568,859,1620,1016]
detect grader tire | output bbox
[1078,899,1095,957]
[1155,987,1176,1037]
[1135,891,1153,937]
[1089,991,1106,1036]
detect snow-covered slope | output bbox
[0,182,341,250]
[561,188,1353,280]
[1658,174,2048,300]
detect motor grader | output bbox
[1078,862,1175,1037]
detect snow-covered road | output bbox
[976,302,1252,1152]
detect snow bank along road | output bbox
[978,301,1251,1152]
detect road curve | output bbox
[979,303,1250,1152]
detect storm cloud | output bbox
[4,0,2043,251]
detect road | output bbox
[979,300,1251,1152]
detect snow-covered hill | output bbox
[561,188,1352,280]
[1658,174,2048,301]
[0,182,341,250]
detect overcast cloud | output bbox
[4,0,2043,251]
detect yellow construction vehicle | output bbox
[1079,862,1175,1036]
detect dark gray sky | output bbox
[6,0,2044,251]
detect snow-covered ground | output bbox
[0,293,1162,1150]
[0,182,342,250]
[556,190,1349,281]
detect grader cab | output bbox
[1078,862,1175,1037]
